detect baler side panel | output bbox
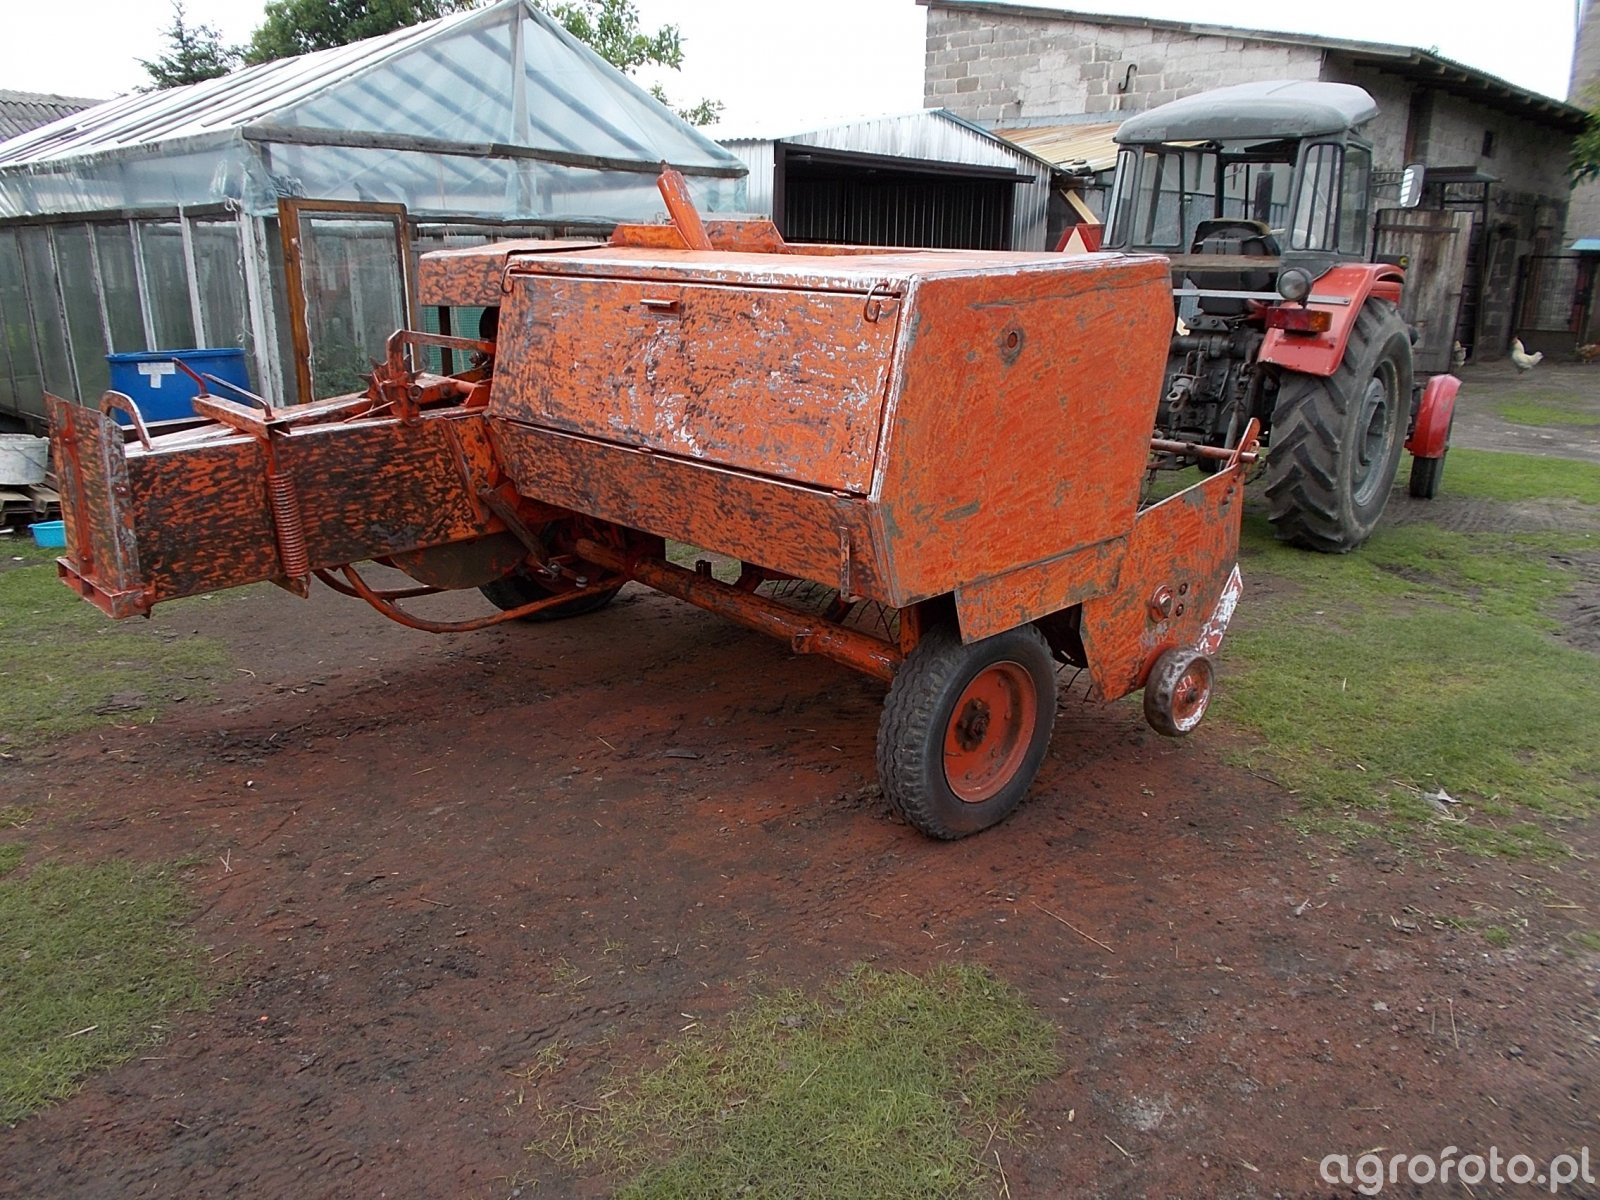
[1078,468,1245,702]
[874,257,1172,618]
[492,275,896,494]
[276,418,500,567]
[953,536,1127,643]
[490,423,886,600]
[128,440,279,601]
[48,396,147,617]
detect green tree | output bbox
[244,0,472,64]
[139,1,240,89]
[542,0,722,125]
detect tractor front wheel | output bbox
[1265,301,1413,552]
[876,623,1057,839]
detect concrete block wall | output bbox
[924,8,1322,124]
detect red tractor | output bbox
[1099,80,1459,551]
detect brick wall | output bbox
[924,7,1322,125]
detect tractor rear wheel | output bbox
[876,623,1056,839]
[1264,301,1412,552]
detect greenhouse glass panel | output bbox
[0,230,41,412]
[298,215,407,396]
[138,221,197,348]
[94,224,148,353]
[192,219,250,351]
[19,226,74,399]
[52,225,112,400]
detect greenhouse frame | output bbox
[0,0,745,427]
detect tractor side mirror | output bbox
[1398,163,1425,208]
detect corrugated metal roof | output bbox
[0,15,469,166]
[992,122,1121,172]
[0,89,104,143]
[0,0,740,173]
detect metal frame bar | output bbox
[128,219,159,350]
[177,209,207,347]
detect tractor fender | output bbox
[1406,372,1460,459]
[1258,264,1406,378]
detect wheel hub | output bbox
[943,661,1038,804]
[953,698,992,750]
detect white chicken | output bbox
[1510,338,1544,372]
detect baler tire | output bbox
[1143,647,1215,737]
[1264,300,1412,553]
[876,623,1056,840]
[479,570,622,622]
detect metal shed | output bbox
[0,0,745,427]
[715,110,1055,251]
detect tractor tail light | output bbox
[1265,306,1332,334]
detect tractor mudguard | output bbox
[1406,372,1460,459]
[1258,263,1405,378]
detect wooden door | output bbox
[1373,208,1473,374]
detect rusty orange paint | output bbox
[50,171,1253,732]
[1078,465,1248,702]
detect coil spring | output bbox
[268,471,309,578]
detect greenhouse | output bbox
[0,0,745,426]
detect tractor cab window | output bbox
[1106,147,1188,247]
[1218,158,1295,233]
[1291,143,1342,251]
[1339,145,1372,255]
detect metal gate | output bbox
[1513,255,1597,357]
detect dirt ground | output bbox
[1452,359,1600,465]
[1,367,1598,1200]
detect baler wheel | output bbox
[479,569,621,621]
[876,623,1056,839]
[1264,300,1412,552]
[1142,647,1215,737]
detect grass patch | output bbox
[0,537,62,571]
[0,859,209,1123]
[544,964,1059,1199]
[1494,401,1600,429]
[0,565,229,746]
[1437,448,1600,506]
[0,843,22,878]
[0,804,33,829]
[1223,502,1599,858]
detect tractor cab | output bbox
[1102,80,1383,311]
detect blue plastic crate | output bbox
[105,349,251,423]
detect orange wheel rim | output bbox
[943,661,1036,804]
[1169,660,1211,731]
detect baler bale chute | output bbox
[48,170,1256,839]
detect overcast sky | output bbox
[0,0,1584,124]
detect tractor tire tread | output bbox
[1264,300,1411,553]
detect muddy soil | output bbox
[0,574,1596,1200]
